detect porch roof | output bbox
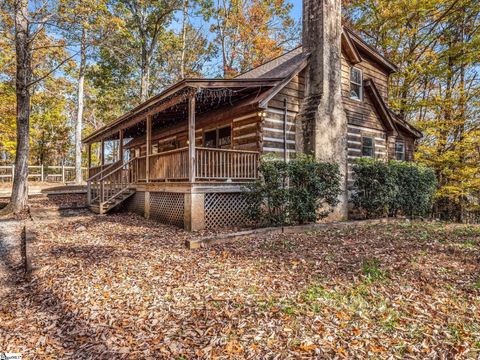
[82,78,281,144]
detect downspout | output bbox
[283,98,288,163]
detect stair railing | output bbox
[87,161,122,205]
[97,158,136,213]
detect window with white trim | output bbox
[350,67,363,101]
[395,142,405,160]
[361,136,374,157]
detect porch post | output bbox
[188,95,196,183]
[100,139,105,166]
[119,129,124,163]
[87,143,91,175]
[146,116,151,183]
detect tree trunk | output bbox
[75,27,87,184]
[140,48,150,102]
[9,0,32,214]
[180,0,188,79]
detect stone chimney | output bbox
[298,0,348,219]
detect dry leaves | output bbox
[0,196,479,359]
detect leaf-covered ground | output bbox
[0,207,479,359]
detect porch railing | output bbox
[149,147,189,181]
[195,147,258,180]
[88,147,259,184]
[87,158,135,209]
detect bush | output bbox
[351,158,437,219]
[243,155,341,226]
[351,158,396,218]
[389,161,437,218]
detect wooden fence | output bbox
[0,165,88,183]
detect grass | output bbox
[361,258,386,282]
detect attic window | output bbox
[350,67,363,101]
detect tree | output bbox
[110,0,182,102]
[57,0,113,183]
[10,0,32,213]
[1,0,77,214]
[207,0,298,77]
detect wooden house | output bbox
[83,1,421,231]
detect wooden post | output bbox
[188,95,196,183]
[87,143,91,177]
[101,139,105,166]
[119,129,124,163]
[11,164,14,181]
[40,164,44,182]
[61,165,65,183]
[184,193,205,231]
[146,116,151,183]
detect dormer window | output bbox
[350,67,363,101]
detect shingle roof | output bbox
[236,47,308,79]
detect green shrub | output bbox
[351,158,396,218]
[351,158,437,219]
[288,156,341,224]
[243,155,341,226]
[242,155,288,225]
[389,161,437,218]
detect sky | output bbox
[289,0,302,21]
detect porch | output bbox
[83,79,278,230]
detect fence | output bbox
[0,165,88,183]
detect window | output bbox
[395,142,405,160]
[350,67,363,101]
[362,136,374,157]
[204,129,217,148]
[218,126,231,148]
[204,126,232,149]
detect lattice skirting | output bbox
[205,192,249,229]
[149,192,185,228]
[123,191,145,216]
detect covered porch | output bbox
[82,78,279,229]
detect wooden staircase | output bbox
[87,158,136,214]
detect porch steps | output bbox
[89,188,136,214]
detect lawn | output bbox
[0,210,479,359]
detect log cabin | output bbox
[83,0,421,230]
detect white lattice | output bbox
[149,192,184,228]
[205,193,249,229]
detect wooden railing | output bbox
[132,156,146,182]
[87,158,135,211]
[149,147,189,181]
[195,147,258,180]
[90,147,259,184]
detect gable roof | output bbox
[236,47,308,79]
[237,28,397,80]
